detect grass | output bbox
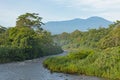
[43,47,120,80]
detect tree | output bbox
[99,25,120,49]
[0,25,6,34]
[0,26,7,45]
[0,13,63,62]
[16,13,44,30]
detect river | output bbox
[0,51,103,80]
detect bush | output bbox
[43,47,120,80]
[67,49,94,60]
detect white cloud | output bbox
[98,12,120,21]
[51,0,120,21]
[52,0,120,10]
[0,0,120,27]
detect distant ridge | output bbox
[42,16,113,34]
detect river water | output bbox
[0,51,103,80]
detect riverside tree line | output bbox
[44,21,120,80]
[0,13,63,63]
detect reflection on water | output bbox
[0,51,103,80]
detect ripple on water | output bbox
[0,51,103,80]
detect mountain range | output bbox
[42,16,113,34]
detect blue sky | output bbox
[0,0,120,27]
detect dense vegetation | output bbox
[0,13,63,63]
[44,21,120,80]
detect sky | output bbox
[0,0,120,27]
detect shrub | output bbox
[43,47,120,80]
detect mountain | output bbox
[42,16,113,34]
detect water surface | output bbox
[0,51,103,80]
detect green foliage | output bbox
[0,25,6,34]
[53,21,120,50]
[44,21,120,80]
[16,13,44,30]
[44,47,120,80]
[0,13,63,63]
[99,25,120,49]
[53,27,110,50]
[67,49,94,60]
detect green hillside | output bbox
[44,21,120,80]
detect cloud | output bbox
[0,0,120,27]
[51,0,120,21]
[98,12,120,21]
[52,0,120,10]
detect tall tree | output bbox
[16,13,44,30]
[0,25,6,34]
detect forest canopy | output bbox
[0,13,63,63]
[44,21,120,80]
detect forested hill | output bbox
[43,16,112,34]
[44,21,120,80]
[53,21,120,50]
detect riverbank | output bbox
[44,48,120,80]
[0,51,103,80]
